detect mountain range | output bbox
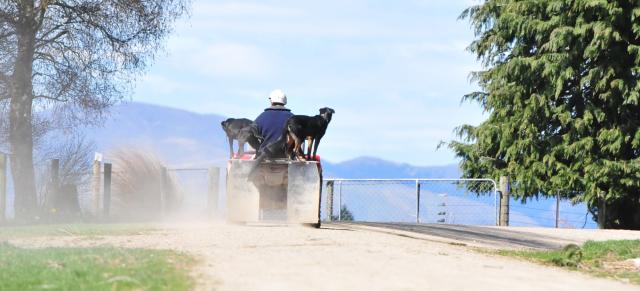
[85,102,461,179]
[51,102,596,228]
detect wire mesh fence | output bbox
[0,154,223,221]
[0,151,604,229]
[322,179,498,226]
[73,172,98,217]
[166,168,212,217]
[509,197,597,228]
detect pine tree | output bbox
[451,0,640,229]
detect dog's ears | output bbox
[221,118,236,128]
[319,107,335,114]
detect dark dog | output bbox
[237,123,263,153]
[221,118,263,158]
[285,107,335,161]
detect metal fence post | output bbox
[92,160,101,216]
[338,180,342,221]
[208,167,220,217]
[326,180,334,221]
[103,163,112,218]
[416,179,421,224]
[0,153,6,223]
[499,176,510,226]
[494,181,499,226]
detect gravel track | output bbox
[8,222,640,291]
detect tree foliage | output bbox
[332,205,355,221]
[451,0,640,228]
[0,0,188,219]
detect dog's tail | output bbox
[284,120,299,159]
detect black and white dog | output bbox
[285,107,335,161]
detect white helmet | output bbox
[269,89,287,105]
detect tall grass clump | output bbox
[109,148,182,220]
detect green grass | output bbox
[498,240,640,284]
[0,243,195,291]
[0,224,156,240]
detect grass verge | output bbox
[0,243,195,291]
[498,240,640,284]
[0,224,156,240]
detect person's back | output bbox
[255,89,294,153]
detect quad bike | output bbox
[226,153,322,227]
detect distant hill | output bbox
[5,102,594,228]
[322,157,460,179]
[85,102,229,167]
[86,102,462,178]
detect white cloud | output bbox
[132,1,488,166]
[138,74,184,95]
[389,41,470,58]
[170,42,273,78]
[163,137,199,149]
[178,1,453,40]
[193,2,304,18]
[202,43,272,77]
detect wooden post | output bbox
[555,191,560,228]
[499,176,510,226]
[103,163,112,218]
[92,160,101,216]
[0,153,6,223]
[50,159,60,211]
[326,181,334,221]
[208,167,220,217]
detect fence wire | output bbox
[322,179,498,226]
[509,198,597,228]
[0,153,603,229]
[167,168,211,217]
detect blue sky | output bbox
[133,0,485,166]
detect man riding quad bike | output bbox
[226,90,323,226]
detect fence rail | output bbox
[0,155,223,221]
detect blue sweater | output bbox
[255,105,293,151]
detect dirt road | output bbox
[9,223,640,291]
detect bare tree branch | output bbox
[0,10,17,24]
[1,0,189,217]
[35,29,67,49]
[34,95,69,102]
[35,0,51,30]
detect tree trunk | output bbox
[9,1,38,221]
[597,198,607,229]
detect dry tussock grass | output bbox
[108,148,182,220]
